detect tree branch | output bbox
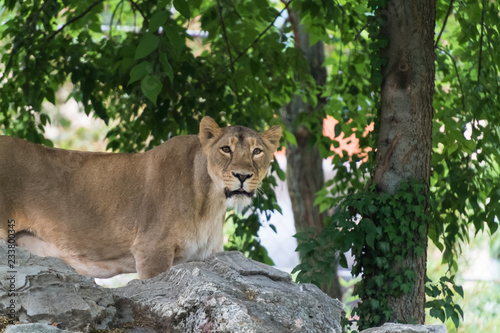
[477,5,485,83]
[231,0,293,66]
[216,0,235,74]
[486,26,500,95]
[434,0,455,48]
[109,0,126,39]
[128,0,146,21]
[354,22,369,42]
[437,47,466,111]
[47,0,105,41]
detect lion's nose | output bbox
[232,172,253,184]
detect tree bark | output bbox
[282,11,342,300]
[373,0,435,324]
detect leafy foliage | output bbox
[0,0,304,261]
[1,0,499,329]
[431,0,500,270]
[425,275,464,329]
[294,181,463,329]
[294,0,499,329]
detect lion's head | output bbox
[199,116,282,209]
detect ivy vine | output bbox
[294,181,463,330]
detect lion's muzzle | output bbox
[224,188,254,198]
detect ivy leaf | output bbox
[366,233,375,249]
[135,33,160,60]
[141,74,162,104]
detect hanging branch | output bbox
[128,0,146,21]
[231,0,293,67]
[486,26,500,95]
[438,47,466,111]
[435,0,455,48]
[477,5,485,83]
[216,0,243,112]
[47,0,106,41]
[216,0,235,74]
[109,0,126,39]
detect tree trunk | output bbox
[373,0,435,324]
[282,11,342,300]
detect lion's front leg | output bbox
[132,240,175,279]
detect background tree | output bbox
[372,0,435,324]
[281,9,342,300]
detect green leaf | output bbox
[429,308,446,323]
[40,113,51,126]
[135,33,160,60]
[141,75,162,104]
[447,142,458,155]
[149,10,169,32]
[173,0,191,19]
[451,312,460,328]
[339,253,348,268]
[284,129,297,146]
[444,303,454,319]
[454,284,464,298]
[128,61,153,85]
[334,122,342,138]
[366,233,375,249]
[276,166,285,181]
[159,53,174,84]
[165,21,185,51]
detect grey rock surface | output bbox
[360,323,447,333]
[5,323,74,333]
[0,244,116,331]
[114,251,344,333]
[1,244,343,333]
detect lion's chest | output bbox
[175,214,224,264]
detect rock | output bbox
[5,323,73,333]
[114,251,344,333]
[1,244,343,333]
[0,244,117,331]
[360,322,447,333]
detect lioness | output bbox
[0,116,281,279]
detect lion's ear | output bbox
[199,116,222,148]
[262,125,282,151]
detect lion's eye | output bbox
[253,148,263,155]
[221,146,232,154]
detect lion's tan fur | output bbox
[0,117,281,278]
